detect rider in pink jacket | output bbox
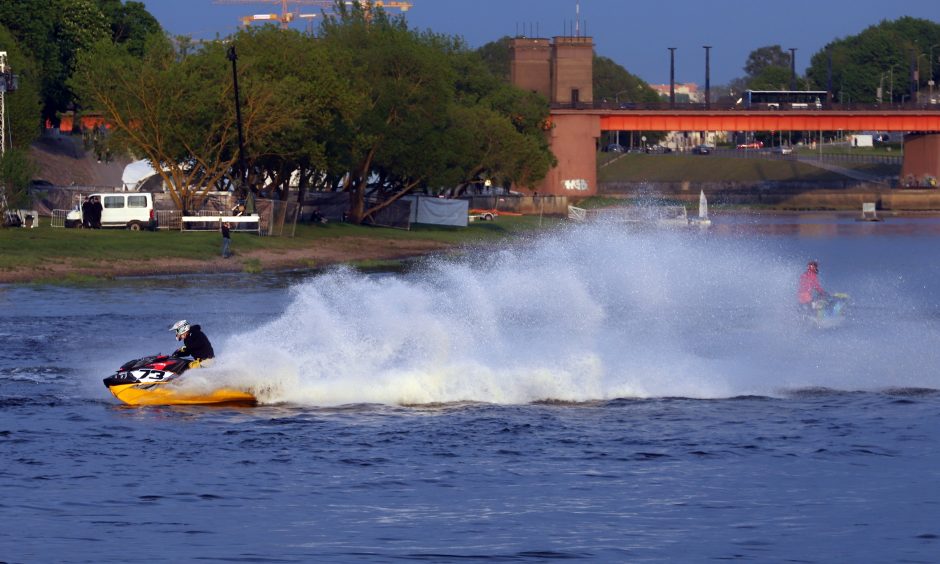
[797,260,827,306]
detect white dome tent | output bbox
[121,159,163,192]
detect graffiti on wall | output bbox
[563,179,589,191]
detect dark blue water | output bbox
[3,214,940,562]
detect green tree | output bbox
[0,149,36,220]
[0,1,65,119]
[409,39,554,195]
[227,26,354,203]
[72,34,297,210]
[744,45,791,79]
[96,0,163,57]
[806,17,940,104]
[476,36,511,81]
[748,65,793,90]
[593,56,660,104]
[0,24,43,148]
[0,0,159,120]
[320,3,458,223]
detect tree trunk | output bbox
[296,166,308,206]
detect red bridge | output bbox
[510,36,940,196]
[594,109,940,133]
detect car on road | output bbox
[772,145,794,155]
[736,141,763,149]
[692,145,712,155]
[603,143,625,153]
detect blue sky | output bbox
[140,0,938,86]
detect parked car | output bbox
[65,192,157,230]
[646,145,673,154]
[469,208,498,221]
[773,145,794,155]
[692,145,711,155]
[736,141,764,149]
[603,143,625,153]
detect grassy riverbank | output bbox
[598,153,898,183]
[0,215,563,284]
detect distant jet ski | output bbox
[103,354,256,406]
[807,293,850,329]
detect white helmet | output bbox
[170,319,191,340]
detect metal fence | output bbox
[156,210,181,230]
[170,203,299,237]
[50,209,69,228]
[262,200,300,237]
[364,197,411,230]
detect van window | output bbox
[127,195,148,208]
[103,196,125,209]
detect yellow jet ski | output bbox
[103,354,256,406]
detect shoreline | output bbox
[0,236,455,285]
[4,209,939,285]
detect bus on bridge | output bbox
[741,90,827,110]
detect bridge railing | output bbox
[556,101,940,112]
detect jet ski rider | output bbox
[797,260,828,312]
[170,320,215,368]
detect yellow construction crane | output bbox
[214,1,413,30]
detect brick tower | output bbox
[509,35,599,196]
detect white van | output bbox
[65,193,156,230]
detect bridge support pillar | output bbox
[510,35,597,197]
[537,113,600,196]
[901,134,940,187]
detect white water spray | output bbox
[209,222,940,405]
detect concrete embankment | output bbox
[600,181,940,212]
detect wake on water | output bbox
[194,221,940,406]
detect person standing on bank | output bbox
[81,197,92,228]
[90,196,103,228]
[221,222,232,258]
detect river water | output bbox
[2,213,939,562]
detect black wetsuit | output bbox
[174,325,215,360]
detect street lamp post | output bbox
[668,47,676,108]
[613,89,631,147]
[910,50,917,103]
[703,45,711,109]
[927,44,939,103]
[890,67,894,103]
[227,45,248,195]
[789,47,797,90]
[703,45,711,146]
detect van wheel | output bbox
[483,213,494,221]
[127,221,143,231]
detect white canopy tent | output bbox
[121,160,161,192]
